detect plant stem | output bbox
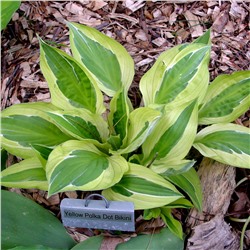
[236,175,250,188]
[240,216,250,250]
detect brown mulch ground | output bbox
[1,0,250,249]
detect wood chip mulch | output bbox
[1,1,250,249]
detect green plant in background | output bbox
[1,23,250,242]
[1,0,21,30]
[1,190,76,249]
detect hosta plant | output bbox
[1,23,250,239]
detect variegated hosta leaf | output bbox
[160,207,183,239]
[47,109,109,142]
[164,198,193,209]
[141,100,198,166]
[192,29,211,66]
[39,38,104,114]
[112,107,161,155]
[150,159,196,176]
[140,43,210,107]
[31,144,53,168]
[68,22,134,96]
[108,90,131,148]
[154,45,209,105]
[140,44,183,108]
[165,167,202,211]
[143,198,193,219]
[193,123,250,169]
[46,140,129,196]
[107,135,123,152]
[198,71,250,125]
[143,208,161,220]
[102,163,183,210]
[1,157,48,190]
[1,103,72,159]
[193,29,211,45]
[31,145,52,161]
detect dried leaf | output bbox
[65,191,78,199]
[136,58,153,67]
[135,29,148,41]
[65,2,83,14]
[183,10,203,37]
[20,62,31,77]
[47,193,60,206]
[169,10,178,25]
[152,37,166,47]
[230,191,250,217]
[108,13,138,24]
[67,16,102,26]
[124,0,145,13]
[92,0,107,11]
[152,9,162,18]
[53,10,66,24]
[213,10,229,33]
[230,1,247,21]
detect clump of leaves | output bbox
[1,23,249,239]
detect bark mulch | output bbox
[1,1,250,249]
